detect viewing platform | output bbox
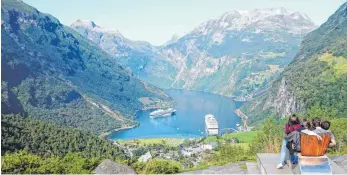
[247,153,347,174]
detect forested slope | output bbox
[1,115,127,159]
[1,115,130,173]
[1,0,171,134]
[242,2,347,124]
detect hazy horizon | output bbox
[23,0,346,45]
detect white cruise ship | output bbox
[149,108,176,119]
[205,114,219,136]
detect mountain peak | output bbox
[192,7,316,36]
[255,7,289,15]
[225,7,312,21]
[163,33,182,46]
[71,19,121,35]
[73,19,97,28]
[236,10,249,14]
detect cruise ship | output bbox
[149,108,176,119]
[205,114,219,136]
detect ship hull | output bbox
[205,127,219,136]
[205,114,219,136]
[149,108,176,119]
[149,112,175,119]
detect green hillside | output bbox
[242,2,347,124]
[1,0,171,134]
[1,115,127,159]
[1,114,129,173]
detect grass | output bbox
[233,143,251,150]
[202,136,219,144]
[118,138,185,147]
[182,163,210,172]
[221,131,259,143]
[119,131,259,147]
[203,131,259,144]
[319,53,347,77]
[247,65,281,86]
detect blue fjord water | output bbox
[108,89,243,140]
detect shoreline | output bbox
[163,88,251,102]
[111,134,203,141]
[234,108,252,131]
[116,137,187,147]
[101,106,168,139]
[100,124,138,139]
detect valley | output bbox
[1,0,347,174]
[71,8,317,99]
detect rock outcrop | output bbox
[93,159,137,174]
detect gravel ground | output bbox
[179,155,347,174]
[330,155,347,172]
[180,162,247,174]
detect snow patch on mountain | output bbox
[212,32,225,44]
[71,19,122,37]
[190,7,316,36]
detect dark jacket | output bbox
[285,130,301,153]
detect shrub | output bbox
[1,150,100,174]
[209,144,253,165]
[144,159,182,174]
[249,117,283,154]
[131,161,146,173]
[329,118,347,154]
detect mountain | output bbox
[71,20,177,88]
[241,3,347,124]
[163,33,182,47]
[72,8,316,99]
[159,8,317,98]
[71,19,156,57]
[1,0,172,134]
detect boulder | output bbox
[93,159,137,174]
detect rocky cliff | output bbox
[242,2,347,124]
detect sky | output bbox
[23,0,346,46]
